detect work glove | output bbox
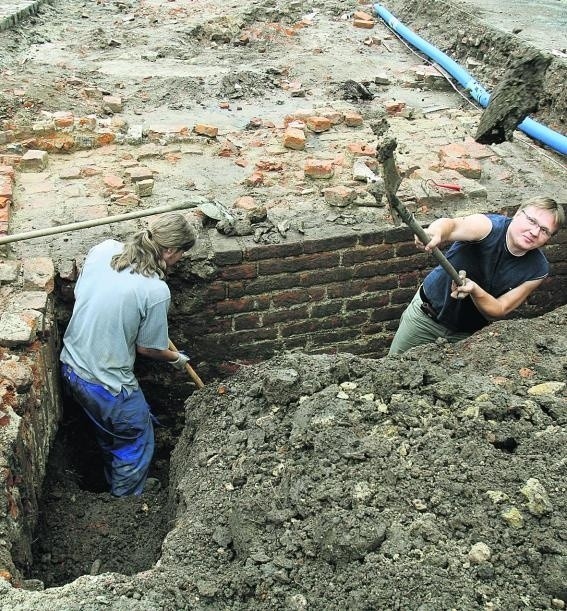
[170,351,190,371]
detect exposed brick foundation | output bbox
[167,223,567,375]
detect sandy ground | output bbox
[0,0,566,609]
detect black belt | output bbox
[419,285,438,320]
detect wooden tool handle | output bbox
[168,339,205,389]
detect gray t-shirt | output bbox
[60,239,171,395]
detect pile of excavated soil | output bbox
[3,305,566,609]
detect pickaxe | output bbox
[372,137,466,287]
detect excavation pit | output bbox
[1,217,565,597]
[25,384,185,588]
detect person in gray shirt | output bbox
[60,212,196,496]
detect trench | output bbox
[22,315,196,588]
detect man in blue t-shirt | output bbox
[389,197,564,355]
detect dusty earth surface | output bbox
[1,0,566,271]
[0,0,566,609]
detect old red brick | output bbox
[255,160,284,172]
[272,289,312,308]
[0,165,15,179]
[322,185,356,206]
[217,263,258,281]
[81,166,103,179]
[347,142,376,156]
[438,142,468,159]
[194,124,219,138]
[440,156,482,179]
[344,111,363,127]
[96,131,116,146]
[244,171,263,186]
[354,10,374,20]
[103,174,125,189]
[306,116,332,133]
[464,137,493,159]
[53,111,75,128]
[234,196,257,210]
[384,100,407,115]
[126,166,154,182]
[304,159,334,179]
[0,176,13,198]
[353,18,374,29]
[283,127,306,150]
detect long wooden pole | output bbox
[0,201,198,245]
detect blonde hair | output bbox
[519,196,565,232]
[111,213,196,279]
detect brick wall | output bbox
[167,224,567,376]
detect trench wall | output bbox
[0,288,62,586]
[169,223,567,375]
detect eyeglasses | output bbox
[520,209,553,239]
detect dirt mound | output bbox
[2,308,566,610]
[159,304,567,610]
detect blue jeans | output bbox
[61,364,155,496]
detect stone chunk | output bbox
[20,150,49,173]
[468,542,491,564]
[527,381,565,396]
[501,507,524,528]
[0,310,43,347]
[135,179,154,197]
[0,260,20,284]
[22,257,55,293]
[103,95,123,113]
[520,478,553,516]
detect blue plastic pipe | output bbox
[373,3,567,155]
